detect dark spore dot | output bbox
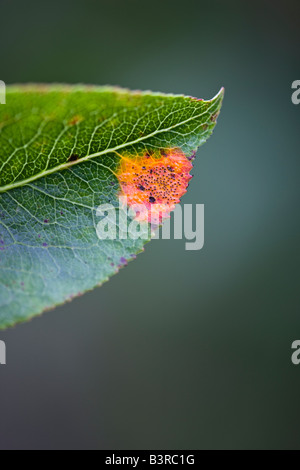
[142,166,146,170]
[44,219,49,224]
[149,196,156,203]
[138,185,145,191]
[68,154,79,162]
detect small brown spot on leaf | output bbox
[68,154,79,162]
[68,115,82,126]
[210,112,219,122]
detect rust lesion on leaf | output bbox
[116,148,193,223]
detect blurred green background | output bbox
[0,0,299,450]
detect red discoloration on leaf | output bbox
[117,148,193,223]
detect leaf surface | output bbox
[0,85,223,328]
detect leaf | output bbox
[0,85,223,329]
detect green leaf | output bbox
[0,85,223,329]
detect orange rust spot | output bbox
[68,115,82,126]
[117,148,193,223]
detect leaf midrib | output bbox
[0,97,216,194]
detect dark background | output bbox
[0,0,299,450]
